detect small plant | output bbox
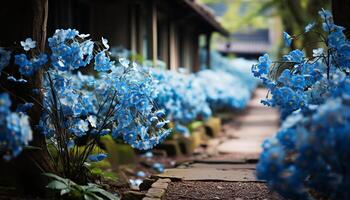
[44,173,119,200]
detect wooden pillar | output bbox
[150,1,158,67]
[192,33,200,72]
[129,4,137,55]
[159,21,169,67]
[169,22,178,71]
[205,33,211,69]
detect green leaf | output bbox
[43,173,69,184]
[93,189,119,200]
[84,193,103,200]
[60,188,70,196]
[43,173,78,187]
[23,145,42,151]
[47,180,67,190]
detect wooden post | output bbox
[129,4,137,55]
[150,1,158,67]
[205,33,211,69]
[169,22,178,71]
[192,33,200,72]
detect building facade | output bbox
[47,0,228,72]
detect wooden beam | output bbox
[150,1,158,67]
[169,22,178,71]
[205,33,211,69]
[192,33,200,72]
[129,4,137,55]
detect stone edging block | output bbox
[142,178,171,200]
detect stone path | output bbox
[217,88,279,157]
[145,88,282,200]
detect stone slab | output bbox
[156,168,262,182]
[217,139,263,154]
[201,153,260,163]
[151,182,168,189]
[146,188,165,198]
[225,125,279,138]
[188,163,256,170]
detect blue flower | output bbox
[88,153,108,162]
[283,32,292,47]
[252,54,271,77]
[305,22,315,33]
[283,49,304,63]
[254,10,350,199]
[94,51,114,72]
[70,119,89,137]
[0,93,11,114]
[20,38,36,51]
[19,62,34,77]
[14,54,29,67]
[16,103,33,113]
[136,171,146,177]
[0,100,32,161]
[0,48,11,71]
[152,162,164,173]
[278,69,292,85]
[291,75,306,90]
[175,124,190,137]
[32,53,48,70]
[156,120,169,129]
[102,37,110,49]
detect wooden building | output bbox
[48,0,228,72]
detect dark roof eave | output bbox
[182,0,229,36]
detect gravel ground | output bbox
[165,181,283,200]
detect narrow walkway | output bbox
[216,88,279,160]
[151,88,282,200]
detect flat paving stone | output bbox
[226,126,278,139]
[203,153,260,162]
[236,113,279,123]
[146,188,165,198]
[217,139,263,154]
[188,163,256,170]
[157,168,261,182]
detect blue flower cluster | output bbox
[152,69,211,135]
[151,53,257,135]
[0,48,11,71]
[0,93,32,161]
[40,29,171,151]
[258,78,350,199]
[0,29,172,162]
[48,29,94,71]
[255,10,350,199]
[197,70,251,111]
[251,10,345,119]
[199,50,257,111]
[14,53,48,77]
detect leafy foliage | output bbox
[44,173,119,200]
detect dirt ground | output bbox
[165,181,283,200]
